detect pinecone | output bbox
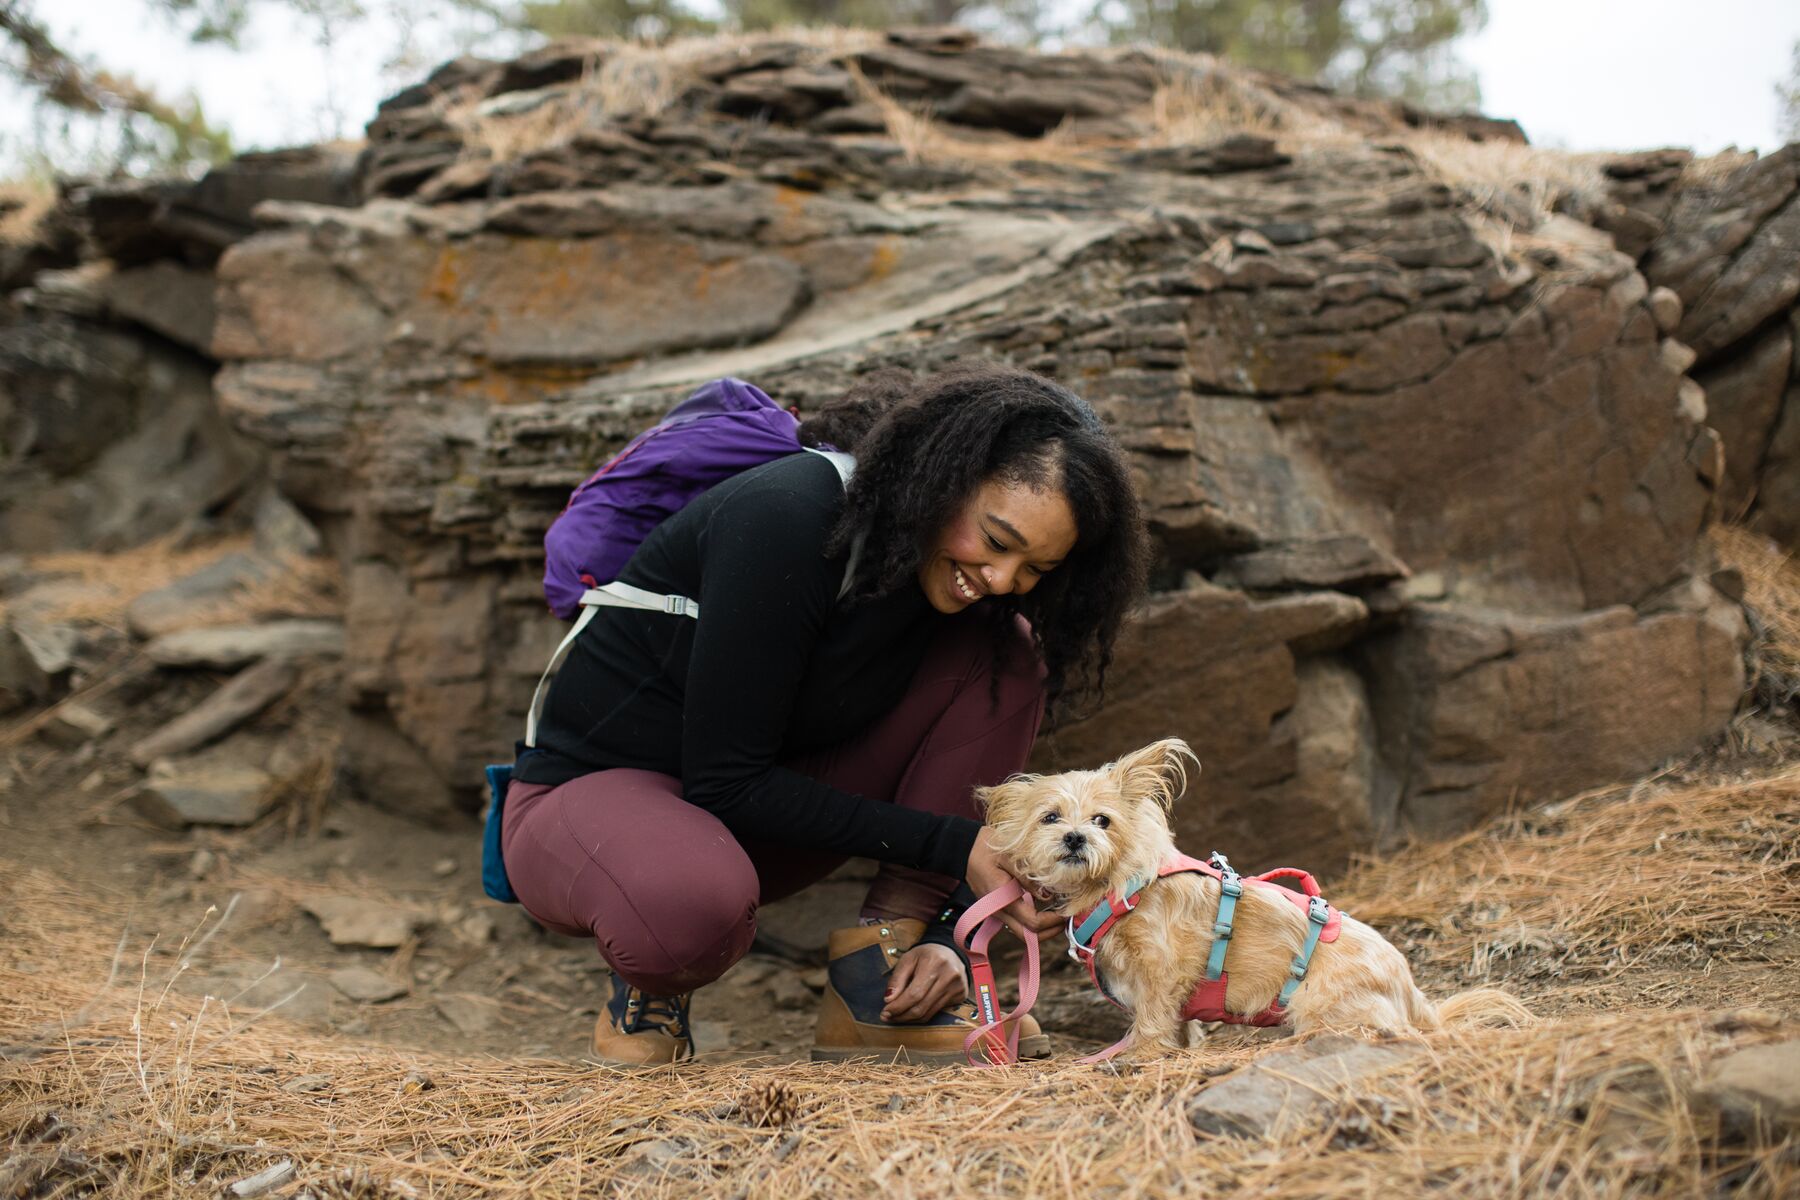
[741,1079,800,1129]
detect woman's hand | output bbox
[881,943,967,1023]
[965,826,1064,944]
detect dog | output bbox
[979,737,1525,1056]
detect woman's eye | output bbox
[1039,811,1059,825]
[986,534,1006,551]
[1093,814,1111,829]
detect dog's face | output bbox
[977,738,1198,902]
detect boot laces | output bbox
[622,988,692,1046]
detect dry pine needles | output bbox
[3,752,1797,1198]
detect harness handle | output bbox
[1252,866,1322,898]
[952,880,1041,1068]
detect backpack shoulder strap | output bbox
[524,584,700,748]
[803,447,861,601]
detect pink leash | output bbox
[954,881,1136,1067]
[953,881,1040,1067]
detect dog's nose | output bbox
[1063,831,1087,852]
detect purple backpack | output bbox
[492,377,854,903]
[542,377,809,619]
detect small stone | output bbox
[399,1069,434,1094]
[1695,1038,1800,1136]
[431,857,457,876]
[329,966,411,1003]
[1187,1036,1422,1138]
[726,956,778,987]
[766,971,814,1010]
[128,658,299,766]
[435,994,497,1036]
[1402,571,1447,601]
[144,621,345,670]
[252,487,323,559]
[125,552,278,639]
[301,896,425,949]
[1676,379,1708,424]
[801,967,828,992]
[457,911,497,945]
[1660,338,1698,375]
[1647,286,1683,334]
[38,700,113,749]
[188,848,216,879]
[228,1159,296,1196]
[281,1074,332,1094]
[131,761,275,829]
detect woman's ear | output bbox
[1109,738,1199,813]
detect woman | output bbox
[503,362,1150,1064]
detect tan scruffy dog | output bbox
[980,737,1525,1056]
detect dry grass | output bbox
[1715,524,1800,706]
[1144,58,1292,145]
[1403,130,1611,224]
[3,756,1797,1197]
[1343,765,1800,987]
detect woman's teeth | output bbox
[953,565,980,602]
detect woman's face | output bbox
[917,478,1079,615]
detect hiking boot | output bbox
[590,972,695,1067]
[811,918,1050,1064]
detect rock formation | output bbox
[5,30,1779,867]
[1639,146,1800,545]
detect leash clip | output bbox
[1066,916,1094,963]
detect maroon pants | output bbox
[500,615,1045,994]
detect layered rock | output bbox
[194,31,1758,864]
[1640,146,1800,544]
[0,145,361,555]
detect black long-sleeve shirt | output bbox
[514,451,984,881]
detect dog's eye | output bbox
[1039,811,1059,825]
[1093,814,1111,829]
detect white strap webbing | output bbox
[522,447,860,749]
[525,584,700,747]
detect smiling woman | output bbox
[918,480,1078,614]
[502,361,1151,1066]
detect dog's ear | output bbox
[974,774,1037,824]
[1110,738,1199,813]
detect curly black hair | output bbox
[806,361,1150,719]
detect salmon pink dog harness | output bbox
[953,852,1344,1066]
[1068,851,1342,1029]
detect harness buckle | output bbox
[1221,877,1243,898]
[1307,896,1329,926]
[664,595,691,616]
[1288,955,1310,982]
[1066,917,1095,963]
[1212,921,1234,939]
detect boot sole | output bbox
[811,1032,1051,1065]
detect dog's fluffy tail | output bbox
[1423,987,1534,1030]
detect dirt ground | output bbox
[1,651,1794,1069]
[2,533,1798,1197]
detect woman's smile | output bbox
[920,479,1079,615]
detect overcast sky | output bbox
[7,0,1798,171]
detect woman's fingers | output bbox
[1004,898,1063,942]
[883,945,964,1023]
[880,954,918,1022]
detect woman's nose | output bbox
[981,562,1016,594]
